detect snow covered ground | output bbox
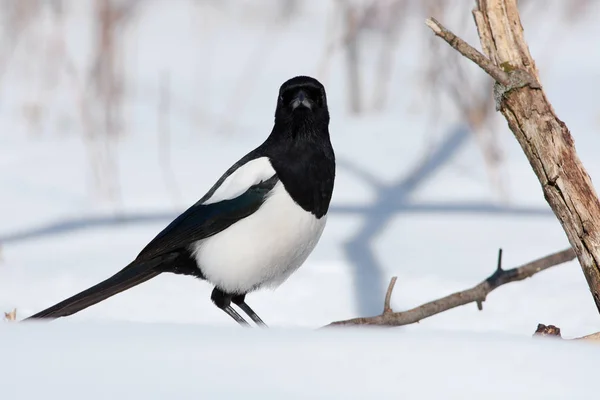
[2,0,600,398]
[3,322,600,399]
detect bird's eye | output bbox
[281,91,295,106]
[307,88,324,107]
[316,94,324,107]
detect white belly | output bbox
[190,181,327,294]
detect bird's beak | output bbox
[291,90,312,110]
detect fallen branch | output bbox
[426,1,600,314]
[326,248,575,327]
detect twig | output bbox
[326,248,575,327]
[474,247,504,310]
[383,276,398,314]
[496,247,503,270]
[426,17,540,109]
[424,17,510,86]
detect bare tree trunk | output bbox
[428,0,600,312]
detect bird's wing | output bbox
[136,156,278,261]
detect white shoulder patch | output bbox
[202,157,276,205]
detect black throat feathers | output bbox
[265,115,335,219]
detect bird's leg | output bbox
[210,288,250,327]
[232,294,268,327]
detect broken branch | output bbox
[326,248,575,327]
[425,17,510,87]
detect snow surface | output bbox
[2,0,600,398]
[3,322,600,399]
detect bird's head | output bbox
[274,76,329,131]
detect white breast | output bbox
[190,181,327,294]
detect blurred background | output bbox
[1,0,600,335]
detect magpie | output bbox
[25,75,335,327]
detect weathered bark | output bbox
[469,0,600,312]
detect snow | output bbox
[3,322,600,399]
[1,0,600,398]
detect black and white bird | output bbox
[26,75,335,327]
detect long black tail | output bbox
[25,259,165,320]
